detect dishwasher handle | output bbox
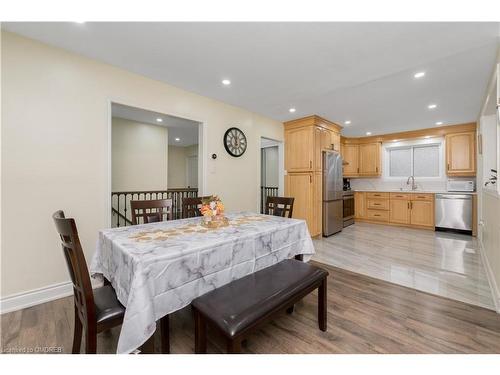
[435,194,472,200]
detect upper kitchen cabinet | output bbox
[445,131,476,176]
[285,126,314,172]
[341,143,359,176]
[284,116,342,172]
[341,141,382,177]
[359,143,382,176]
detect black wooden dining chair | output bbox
[182,196,210,219]
[52,210,125,354]
[130,199,173,225]
[265,196,295,218]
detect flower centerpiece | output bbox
[200,195,228,228]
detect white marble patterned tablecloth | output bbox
[90,212,315,353]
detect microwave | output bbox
[446,179,475,192]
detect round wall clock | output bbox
[223,127,247,157]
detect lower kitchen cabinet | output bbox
[354,192,366,218]
[389,199,411,224]
[356,191,435,229]
[410,200,434,227]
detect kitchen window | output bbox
[384,139,443,179]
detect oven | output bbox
[342,191,354,227]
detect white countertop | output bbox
[352,189,476,195]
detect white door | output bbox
[186,156,198,188]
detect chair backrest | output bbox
[182,196,211,219]
[52,210,95,324]
[265,196,295,218]
[130,199,173,225]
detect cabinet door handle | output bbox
[357,167,359,173]
[447,163,450,170]
[376,167,379,173]
[374,214,381,217]
[407,202,410,209]
[309,175,312,183]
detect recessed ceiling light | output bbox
[344,120,351,125]
[175,137,180,142]
[428,104,437,109]
[74,21,86,24]
[156,118,163,123]
[366,132,372,136]
[435,121,443,126]
[289,108,296,113]
[222,79,231,86]
[392,139,399,142]
[414,72,425,79]
[424,136,431,139]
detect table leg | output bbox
[160,315,170,354]
[318,278,327,332]
[194,309,207,354]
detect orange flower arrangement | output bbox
[200,195,225,217]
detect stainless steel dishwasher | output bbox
[435,194,473,234]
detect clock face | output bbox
[223,127,247,157]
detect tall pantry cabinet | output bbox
[284,116,342,236]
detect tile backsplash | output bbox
[350,177,476,192]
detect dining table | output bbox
[90,211,315,354]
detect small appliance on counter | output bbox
[343,178,351,191]
[435,179,475,235]
[446,179,475,192]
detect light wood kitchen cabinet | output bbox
[341,144,359,176]
[354,192,366,218]
[285,126,314,172]
[445,131,476,176]
[359,143,381,176]
[409,200,434,227]
[356,191,435,229]
[389,199,411,224]
[341,142,381,177]
[284,116,342,236]
[286,172,314,231]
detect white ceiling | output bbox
[112,103,199,146]
[3,22,499,136]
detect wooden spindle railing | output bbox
[111,188,199,227]
[260,186,279,213]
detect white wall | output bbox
[1,32,283,300]
[112,117,168,191]
[168,145,198,188]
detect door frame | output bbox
[106,99,206,227]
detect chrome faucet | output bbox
[406,176,417,191]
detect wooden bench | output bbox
[191,259,329,354]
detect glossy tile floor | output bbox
[313,222,495,310]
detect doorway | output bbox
[260,137,284,213]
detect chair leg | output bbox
[160,315,170,354]
[85,326,97,354]
[227,338,241,354]
[294,254,304,262]
[194,309,207,354]
[318,278,327,332]
[286,305,295,314]
[140,335,155,354]
[72,307,82,354]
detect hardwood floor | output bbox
[313,222,495,310]
[2,263,500,354]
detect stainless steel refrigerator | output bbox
[322,150,343,236]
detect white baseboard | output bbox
[0,281,73,314]
[479,239,500,314]
[0,277,103,315]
